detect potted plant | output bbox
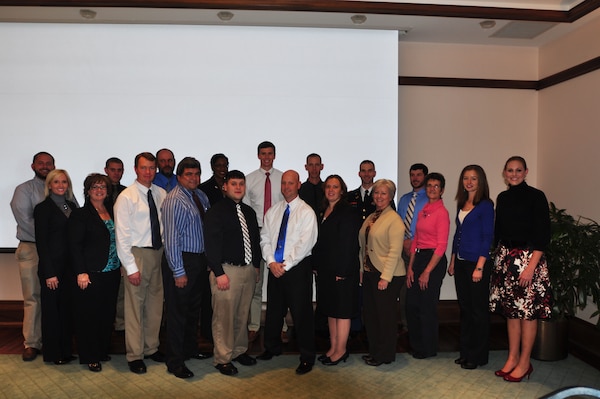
[532,202,600,361]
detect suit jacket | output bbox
[68,202,113,275]
[348,187,375,223]
[34,196,77,279]
[359,206,406,282]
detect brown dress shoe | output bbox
[22,347,40,362]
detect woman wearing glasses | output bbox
[68,174,121,372]
[406,173,450,359]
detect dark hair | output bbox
[32,151,55,164]
[257,141,276,155]
[176,157,201,176]
[155,148,175,160]
[425,172,446,189]
[320,174,348,211]
[504,156,527,171]
[410,163,429,175]
[134,152,156,168]
[105,157,123,168]
[306,153,322,163]
[210,153,229,168]
[83,173,112,201]
[359,160,375,169]
[225,170,246,181]
[455,165,491,209]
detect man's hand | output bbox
[174,275,188,288]
[128,271,141,286]
[216,274,230,291]
[269,262,286,278]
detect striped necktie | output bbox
[404,191,417,239]
[236,203,252,265]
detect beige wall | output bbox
[398,41,539,300]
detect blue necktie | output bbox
[274,205,290,263]
[148,189,162,249]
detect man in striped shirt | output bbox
[161,157,211,379]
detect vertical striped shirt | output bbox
[161,183,210,278]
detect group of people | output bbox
[10,145,552,383]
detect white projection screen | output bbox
[1,23,398,248]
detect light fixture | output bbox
[479,20,496,29]
[217,11,234,22]
[350,15,367,25]
[79,9,97,20]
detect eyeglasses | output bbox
[91,185,107,190]
[426,184,441,190]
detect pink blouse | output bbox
[410,199,450,257]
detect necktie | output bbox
[192,191,206,221]
[274,204,290,263]
[404,191,418,239]
[148,189,162,249]
[264,172,271,217]
[237,204,253,265]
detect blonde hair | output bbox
[44,169,75,201]
[372,178,396,199]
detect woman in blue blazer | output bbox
[448,165,494,370]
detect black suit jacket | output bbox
[348,187,375,223]
[68,202,113,275]
[34,196,77,279]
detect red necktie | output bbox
[264,172,271,216]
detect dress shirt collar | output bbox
[134,179,153,193]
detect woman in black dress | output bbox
[313,175,360,366]
[69,174,121,372]
[34,169,78,364]
[490,156,552,382]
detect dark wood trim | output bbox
[2,0,599,23]
[0,248,17,253]
[399,76,537,90]
[0,301,24,326]
[569,316,600,370]
[538,55,600,89]
[399,55,600,91]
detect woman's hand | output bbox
[518,265,535,287]
[77,273,91,290]
[377,279,389,291]
[471,269,483,283]
[46,276,59,290]
[406,268,414,288]
[448,261,455,276]
[418,270,431,290]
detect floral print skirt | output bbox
[489,244,552,320]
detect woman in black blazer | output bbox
[34,169,78,364]
[68,174,121,372]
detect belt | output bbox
[20,240,35,244]
[500,240,529,249]
[223,262,251,267]
[415,248,435,253]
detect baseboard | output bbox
[569,316,600,370]
[0,300,24,327]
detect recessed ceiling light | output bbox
[479,20,496,29]
[79,9,97,20]
[351,15,367,25]
[217,11,234,22]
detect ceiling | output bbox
[1,0,600,47]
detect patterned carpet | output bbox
[2,351,600,399]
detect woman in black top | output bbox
[34,169,78,364]
[313,175,360,366]
[69,174,121,372]
[490,156,551,382]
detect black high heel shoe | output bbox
[322,352,349,366]
[317,354,329,362]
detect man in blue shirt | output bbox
[161,157,212,379]
[397,163,429,330]
[153,148,178,192]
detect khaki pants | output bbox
[124,247,164,362]
[15,242,42,349]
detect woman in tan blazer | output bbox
[359,179,406,366]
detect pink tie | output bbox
[264,172,271,216]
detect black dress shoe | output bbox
[101,355,112,362]
[257,351,278,360]
[88,362,102,372]
[454,357,466,365]
[22,347,40,362]
[168,365,194,379]
[232,353,257,366]
[461,362,478,370]
[190,351,213,360]
[361,354,374,362]
[144,351,166,363]
[365,358,391,367]
[215,363,239,376]
[54,355,77,365]
[296,361,313,375]
[128,360,147,374]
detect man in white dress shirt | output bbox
[115,152,167,374]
